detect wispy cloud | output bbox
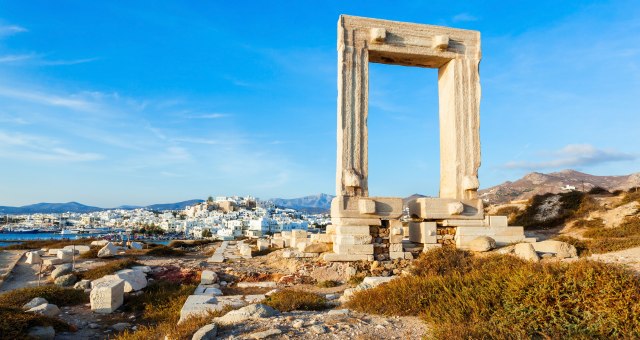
[505,144,636,170]
[192,113,228,119]
[452,13,478,23]
[0,24,27,37]
[0,54,35,63]
[0,86,96,111]
[0,130,103,162]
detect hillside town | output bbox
[0,196,328,241]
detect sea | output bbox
[0,232,171,247]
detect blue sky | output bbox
[0,1,638,207]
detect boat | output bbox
[11,227,41,234]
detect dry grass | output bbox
[0,285,88,308]
[573,217,605,229]
[0,238,96,250]
[78,246,101,259]
[494,206,521,223]
[316,280,340,288]
[261,289,328,312]
[167,240,217,248]
[583,216,640,239]
[346,247,640,339]
[116,281,230,340]
[146,245,186,257]
[78,258,140,280]
[618,189,640,206]
[0,306,74,338]
[513,191,589,230]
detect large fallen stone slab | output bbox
[90,279,125,314]
[213,303,279,325]
[23,297,48,310]
[51,263,73,280]
[132,265,151,273]
[91,240,109,246]
[531,240,577,259]
[27,303,60,317]
[236,281,277,288]
[341,276,398,302]
[194,284,223,297]
[207,255,224,263]
[98,242,119,258]
[178,295,218,323]
[514,243,540,262]
[43,258,63,266]
[192,324,217,340]
[468,236,496,252]
[63,245,91,254]
[112,269,147,292]
[54,273,77,287]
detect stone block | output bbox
[310,234,333,243]
[442,219,487,227]
[237,282,277,288]
[335,225,371,235]
[132,265,151,273]
[489,216,509,227]
[323,253,373,262]
[389,251,404,260]
[43,258,63,266]
[27,303,60,317]
[291,230,307,239]
[333,234,372,245]
[90,279,125,314]
[333,244,374,255]
[407,198,484,220]
[331,217,381,226]
[408,222,437,244]
[358,199,376,214]
[531,240,577,259]
[26,251,42,264]
[194,285,223,297]
[389,235,404,243]
[51,264,73,279]
[325,225,336,234]
[178,295,218,323]
[208,255,224,263]
[331,196,403,219]
[56,250,73,263]
[280,231,291,239]
[98,242,118,258]
[63,245,91,254]
[113,269,147,292]
[514,243,540,262]
[47,249,61,256]
[389,243,403,252]
[256,239,270,251]
[422,243,443,252]
[270,239,285,248]
[201,270,218,285]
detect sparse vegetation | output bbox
[117,280,231,340]
[146,245,186,257]
[584,216,640,239]
[346,247,640,339]
[316,280,340,288]
[78,258,140,280]
[79,246,101,259]
[513,191,593,229]
[553,235,590,256]
[0,306,74,339]
[494,206,521,223]
[619,188,640,206]
[252,247,277,257]
[0,285,88,308]
[573,217,605,229]
[261,289,328,312]
[0,238,96,250]
[167,240,216,248]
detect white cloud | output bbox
[452,13,478,23]
[0,54,35,63]
[0,87,96,111]
[505,144,636,170]
[195,113,228,119]
[0,24,27,37]
[0,130,103,162]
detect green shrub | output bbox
[583,216,640,239]
[79,258,140,280]
[346,249,640,339]
[146,246,185,257]
[0,286,88,308]
[261,289,328,312]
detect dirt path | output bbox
[587,246,640,272]
[0,252,42,292]
[0,250,27,291]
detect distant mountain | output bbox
[0,199,205,214]
[145,199,204,211]
[271,193,334,213]
[0,202,103,214]
[479,169,640,204]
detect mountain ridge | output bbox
[0,199,205,214]
[479,169,640,204]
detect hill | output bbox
[480,169,640,204]
[270,193,334,213]
[0,202,103,214]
